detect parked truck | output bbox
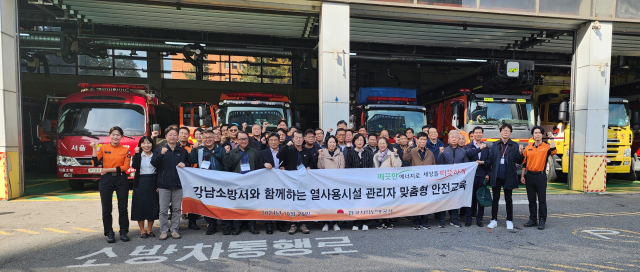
[350,87,427,140]
[535,76,637,181]
[216,92,292,131]
[427,89,536,146]
[49,83,177,190]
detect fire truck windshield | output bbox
[57,103,146,136]
[365,110,426,135]
[219,106,286,128]
[468,100,534,126]
[609,103,630,127]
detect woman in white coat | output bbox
[373,137,402,229]
[317,136,345,231]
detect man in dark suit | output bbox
[258,133,282,170]
[465,126,492,227]
[223,131,260,235]
[277,130,312,234]
[257,132,286,234]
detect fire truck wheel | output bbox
[624,161,637,181]
[546,156,557,183]
[69,180,85,191]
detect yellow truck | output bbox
[534,76,636,182]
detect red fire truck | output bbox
[180,102,217,141]
[48,83,177,190]
[428,89,536,146]
[216,92,292,131]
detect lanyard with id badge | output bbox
[500,144,508,165]
[241,163,251,172]
[296,150,305,170]
[200,160,211,169]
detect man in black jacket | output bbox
[365,133,378,154]
[465,126,491,227]
[258,133,283,171]
[258,133,286,234]
[248,124,266,151]
[393,134,413,167]
[277,130,312,172]
[277,130,312,235]
[304,129,319,169]
[223,131,260,235]
[150,127,190,240]
[484,124,524,230]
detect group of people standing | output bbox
[93,118,555,243]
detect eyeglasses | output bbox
[238,138,249,141]
[229,129,238,132]
[203,136,214,139]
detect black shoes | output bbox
[250,226,260,235]
[524,220,538,227]
[266,227,273,234]
[232,228,241,235]
[464,221,472,227]
[140,233,148,239]
[206,228,217,235]
[538,219,546,230]
[477,221,484,227]
[119,231,130,242]
[188,222,201,230]
[106,231,116,243]
[222,229,231,235]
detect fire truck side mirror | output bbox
[558,101,568,122]
[152,124,161,135]
[198,106,207,126]
[632,111,640,130]
[41,119,52,133]
[452,104,460,128]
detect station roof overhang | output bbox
[20,0,640,57]
[348,2,640,57]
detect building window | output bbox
[232,63,238,70]
[232,78,238,82]
[224,62,229,70]
[225,78,230,82]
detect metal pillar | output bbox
[0,0,23,200]
[569,21,612,192]
[318,2,350,130]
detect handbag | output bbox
[476,177,493,207]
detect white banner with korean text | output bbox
[178,162,478,221]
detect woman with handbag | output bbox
[373,137,402,230]
[131,136,160,238]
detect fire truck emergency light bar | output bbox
[226,92,284,98]
[79,83,148,90]
[366,96,417,102]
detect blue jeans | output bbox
[437,209,459,223]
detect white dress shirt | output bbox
[140,152,156,175]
